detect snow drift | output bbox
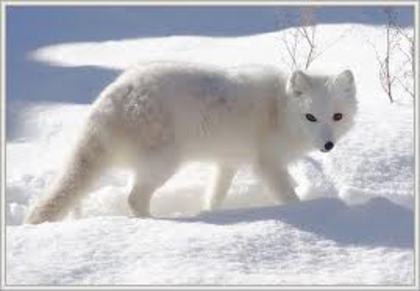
[5,23,415,285]
[7,198,413,285]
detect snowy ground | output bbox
[5,24,415,286]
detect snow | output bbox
[6,23,415,285]
[6,198,413,285]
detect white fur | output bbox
[24,62,357,224]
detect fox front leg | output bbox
[255,158,300,204]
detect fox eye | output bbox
[305,113,317,122]
[333,113,343,121]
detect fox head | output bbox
[286,69,357,153]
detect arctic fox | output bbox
[24,62,357,224]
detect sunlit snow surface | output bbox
[6,24,414,285]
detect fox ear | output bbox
[334,70,355,96]
[288,70,311,97]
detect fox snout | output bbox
[321,141,334,152]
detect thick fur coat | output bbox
[25,62,357,224]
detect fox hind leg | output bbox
[128,148,179,217]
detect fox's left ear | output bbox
[334,70,356,96]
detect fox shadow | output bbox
[169,196,414,249]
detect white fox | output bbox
[24,62,357,224]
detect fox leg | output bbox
[128,148,179,217]
[255,157,300,204]
[204,165,236,211]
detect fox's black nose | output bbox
[324,141,334,151]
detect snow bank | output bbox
[6,197,413,285]
[6,23,415,285]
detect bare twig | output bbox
[372,7,414,103]
[279,7,319,72]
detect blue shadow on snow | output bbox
[168,197,414,249]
